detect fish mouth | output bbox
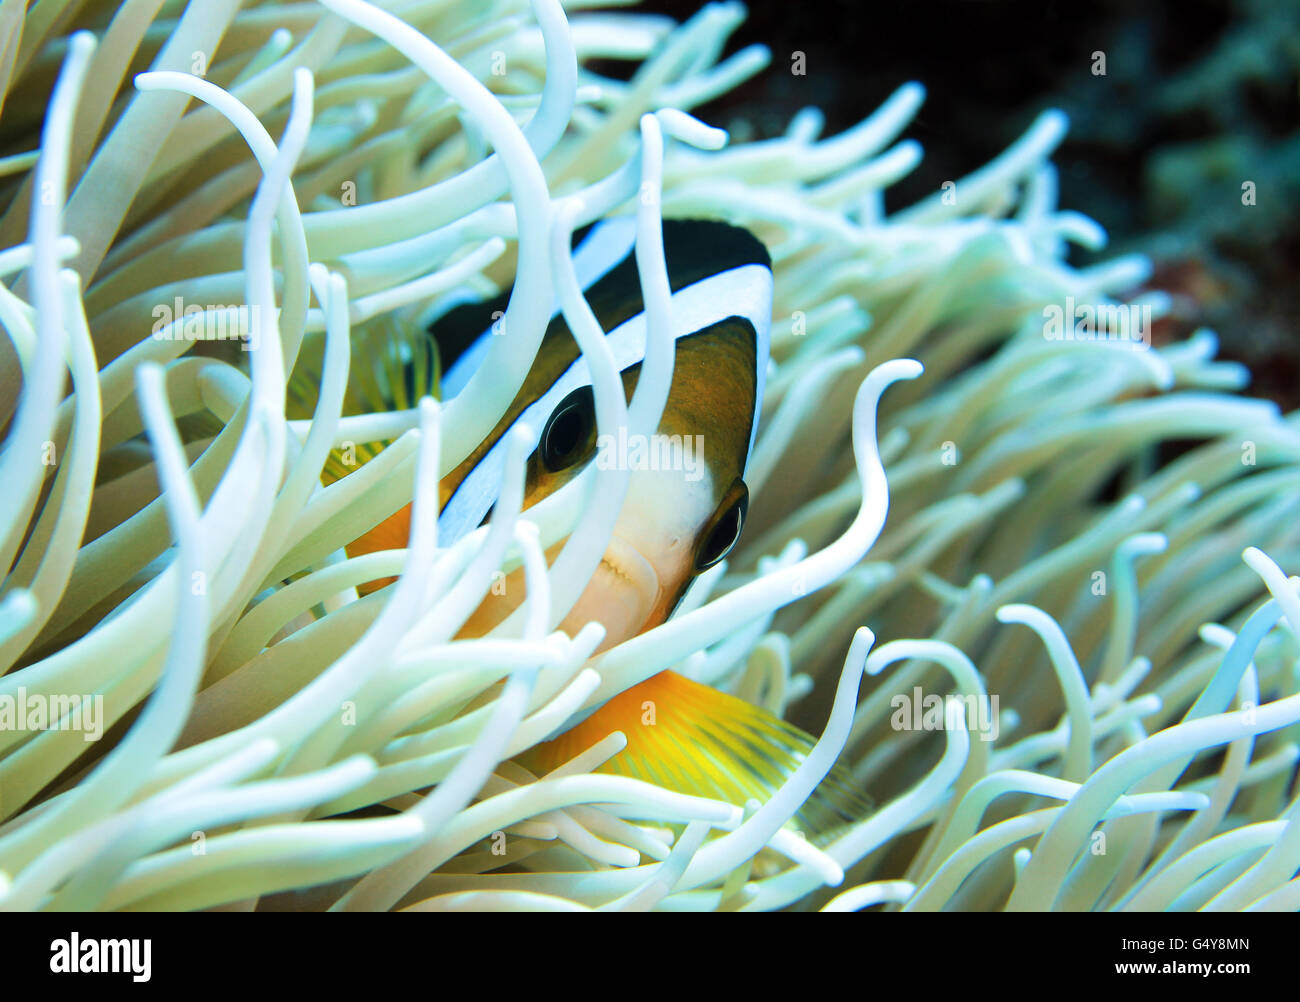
[561,533,660,652]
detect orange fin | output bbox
[343,503,412,595]
[518,670,872,838]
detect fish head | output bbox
[545,315,760,649]
[400,219,772,648]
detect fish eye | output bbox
[539,385,596,473]
[695,480,749,573]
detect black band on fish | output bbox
[435,217,771,397]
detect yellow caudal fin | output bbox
[286,313,441,485]
[518,670,872,840]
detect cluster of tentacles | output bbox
[0,0,1297,911]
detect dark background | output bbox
[642,0,1300,408]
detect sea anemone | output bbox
[1,0,1297,913]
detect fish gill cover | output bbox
[0,0,1296,914]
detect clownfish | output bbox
[295,218,870,836]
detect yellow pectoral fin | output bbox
[287,314,443,487]
[519,670,872,839]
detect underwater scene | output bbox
[0,0,1297,941]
